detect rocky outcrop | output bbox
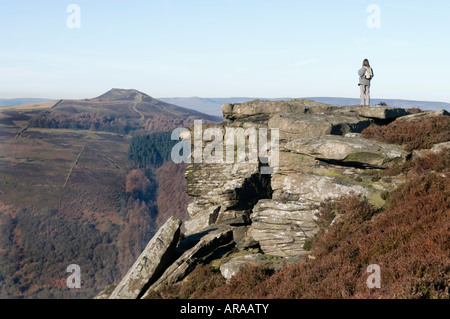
[357,105,408,119]
[100,99,417,297]
[109,217,181,299]
[183,99,410,258]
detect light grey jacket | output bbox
[358,67,374,86]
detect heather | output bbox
[361,115,450,152]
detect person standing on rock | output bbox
[358,59,374,107]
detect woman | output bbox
[358,59,374,107]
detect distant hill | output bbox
[160,97,450,117]
[0,98,52,107]
[30,89,221,134]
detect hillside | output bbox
[0,89,213,298]
[29,89,220,134]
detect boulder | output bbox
[140,226,234,298]
[232,225,259,250]
[285,135,408,168]
[219,253,304,280]
[357,105,408,119]
[250,199,318,257]
[109,217,182,299]
[220,254,264,280]
[271,172,371,202]
[268,113,370,141]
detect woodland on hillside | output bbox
[0,130,189,298]
[29,112,133,134]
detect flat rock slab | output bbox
[285,135,407,168]
[357,106,408,119]
[222,99,338,120]
[109,217,182,299]
[141,226,234,298]
[269,113,370,141]
[272,172,369,201]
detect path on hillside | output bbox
[132,93,145,121]
[15,99,62,139]
[62,142,87,189]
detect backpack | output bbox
[364,67,373,80]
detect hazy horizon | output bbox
[3,92,450,105]
[2,92,450,106]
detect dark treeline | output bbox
[29,112,133,134]
[118,132,180,276]
[127,132,177,168]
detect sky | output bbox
[0,0,449,102]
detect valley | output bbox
[0,89,214,298]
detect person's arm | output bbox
[371,68,374,78]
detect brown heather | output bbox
[361,115,450,152]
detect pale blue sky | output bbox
[1,0,449,102]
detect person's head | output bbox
[363,59,370,67]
